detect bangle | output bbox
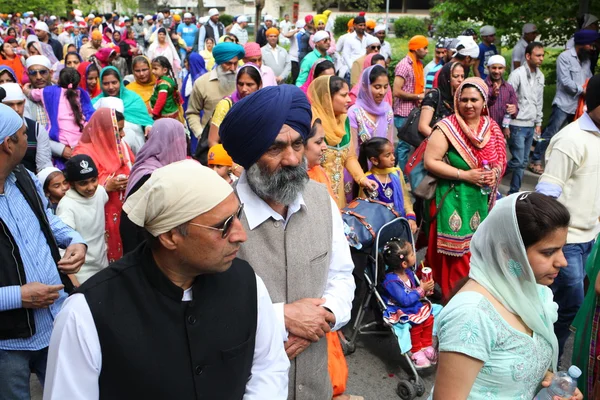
[456,168,460,180]
[359,176,367,185]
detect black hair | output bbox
[26,42,37,52]
[515,192,570,248]
[157,27,167,35]
[329,75,347,96]
[313,60,335,79]
[59,68,85,132]
[226,33,239,43]
[102,67,121,82]
[237,65,262,86]
[371,54,385,65]
[86,63,99,78]
[6,27,16,36]
[377,238,412,282]
[115,110,125,122]
[132,55,150,68]
[525,41,544,56]
[152,56,178,92]
[43,171,64,194]
[358,137,392,172]
[0,42,12,59]
[307,118,322,140]
[0,70,14,82]
[205,37,215,45]
[65,52,81,65]
[368,64,388,83]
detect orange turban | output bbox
[266,27,279,36]
[93,17,102,25]
[91,30,102,40]
[408,35,429,51]
[347,18,354,28]
[208,144,233,167]
[366,19,376,29]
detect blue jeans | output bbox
[551,240,595,357]
[507,126,535,194]
[0,347,48,399]
[394,116,412,172]
[531,105,574,164]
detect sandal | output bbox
[528,163,544,175]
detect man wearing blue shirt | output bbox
[177,12,198,58]
[474,25,498,79]
[0,103,87,399]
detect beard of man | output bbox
[246,157,309,206]
[577,47,591,63]
[216,64,236,93]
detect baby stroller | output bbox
[341,216,435,400]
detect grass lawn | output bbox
[385,37,560,125]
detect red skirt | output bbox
[425,201,471,302]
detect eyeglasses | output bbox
[28,69,49,76]
[370,45,381,50]
[188,203,244,239]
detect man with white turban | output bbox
[194,8,224,52]
[34,21,63,60]
[0,103,86,398]
[44,159,289,399]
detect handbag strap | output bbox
[429,89,443,127]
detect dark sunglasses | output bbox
[188,203,244,239]
[370,45,381,50]
[28,69,49,76]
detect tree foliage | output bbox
[431,0,600,46]
[0,0,67,16]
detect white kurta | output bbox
[43,274,290,400]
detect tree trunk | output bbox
[198,0,205,16]
[401,0,407,14]
[255,0,264,41]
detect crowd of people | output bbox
[0,6,599,400]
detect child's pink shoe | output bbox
[422,346,438,364]
[411,350,431,369]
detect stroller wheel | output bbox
[342,340,356,355]
[396,380,416,400]
[411,377,426,397]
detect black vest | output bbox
[204,22,224,41]
[0,165,74,339]
[78,244,257,400]
[22,118,39,173]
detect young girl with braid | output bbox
[149,56,183,121]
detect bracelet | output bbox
[359,176,367,185]
[456,168,460,180]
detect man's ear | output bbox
[157,229,180,250]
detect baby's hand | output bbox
[420,280,434,294]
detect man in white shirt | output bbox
[536,74,600,359]
[278,14,292,45]
[261,27,292,84]
[374,24,392,64]
[220,85,355,400]
[511,23,538,71]
[43,160,289,400]
[341,16,374,83]
[57,21,74,46]
[230,15,249,45]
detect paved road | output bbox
[31,168,575,399]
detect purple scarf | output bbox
[125,119,188,197]
[230,63,262,103]
[354,65,392,139]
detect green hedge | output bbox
[334,15,354,35]
[432,20,479,39]
[393,17,428,39]
[219,14,234,27]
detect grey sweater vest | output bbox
[237,180,334,400]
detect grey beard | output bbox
[246,159,309,206]
[216,66,236,93]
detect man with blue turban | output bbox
[186,42,245,150]
[0,103,87,397]
[220,85,356,400]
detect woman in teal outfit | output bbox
[431,192,583,400]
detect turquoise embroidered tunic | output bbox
[430,292,553,399]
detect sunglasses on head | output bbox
[188,203,244,239]
[28,69,49,76]
[370,45,381,50]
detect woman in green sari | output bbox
[423,77,507,301]
[573,240,600,399]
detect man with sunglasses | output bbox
[23,56,54,146]
[45,160,289,399]
[295,30,333,87]
[350,34,380,86]
[220,85,355,400]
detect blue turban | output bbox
[212,42,245,66]
[0,103,25,142]
[574,29,600,45]
[220,85,312,169]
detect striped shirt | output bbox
[393,55,423,117]
[0,170,84,351]
[484,77,519,127]
[424,60,444,89]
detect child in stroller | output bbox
[379,238,437,369]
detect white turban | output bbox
[208,8,219,17]
[73,9,83,17]
[25,55,52,70]
[313,30,329,43]
[0,83,26,102]
[456,36,480,58]
[237,15,248,23]
[157,12,164,20]
[34,21,49,33]
[264,15,274,22]
[184,12,192,19]
[123,160,233,236]
[94,98,124,112]
[296,20,306,29]
[374,24,386,34]
[199,16,209,24]
[487,54,506,67]
[365,35,380,47]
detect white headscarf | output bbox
[147,28,181,73]
[468,193,560,371]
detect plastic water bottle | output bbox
[480,160,491,195]
[501,113,511,129]
[534,365,582,400]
